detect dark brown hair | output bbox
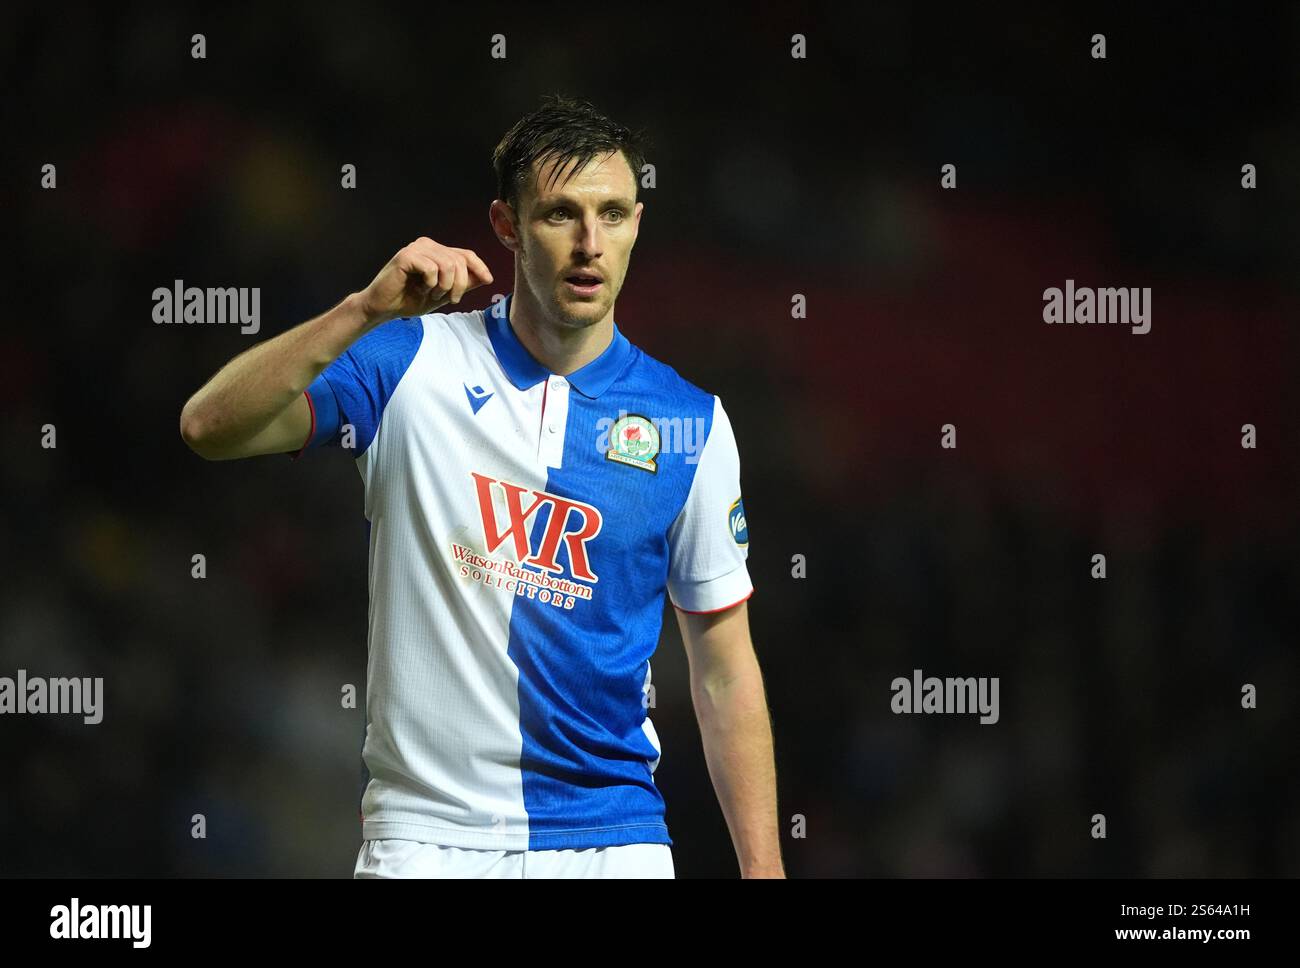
[493,94,649,211]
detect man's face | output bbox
[499,149,642,329]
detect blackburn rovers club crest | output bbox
[605,413,660,473]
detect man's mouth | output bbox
[564,273,604,294]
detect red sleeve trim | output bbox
[671,587,753,615]
[289,388,316,461]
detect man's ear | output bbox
[489,199,522,252]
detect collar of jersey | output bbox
[485,291,632,399]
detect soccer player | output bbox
[179,95,783,878]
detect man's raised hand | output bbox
[356,238,494,326]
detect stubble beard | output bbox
[521,236,610,332]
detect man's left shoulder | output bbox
[619,341,719,413]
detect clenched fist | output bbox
[356,238,493,326]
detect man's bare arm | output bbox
[179,238,493,461]
[179,293,366,460]
[674,599,785,878]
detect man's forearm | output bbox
[692,658,784,877]
[180,292,373,452]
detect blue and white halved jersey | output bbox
[295,292,752,850]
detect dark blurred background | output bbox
[2,3,1297,876]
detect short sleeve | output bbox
[666,395,753,613]
[289,315,424,459]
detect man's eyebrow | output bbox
[536,194,635,209]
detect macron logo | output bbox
[464,383,494,415]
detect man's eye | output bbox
[548,209,569,220]
[604,210,624,222]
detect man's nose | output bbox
[575,215,603,257]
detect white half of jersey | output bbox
[294,291,753,850]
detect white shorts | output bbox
[354,839,675,879]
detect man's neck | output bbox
[507,282,614,377]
